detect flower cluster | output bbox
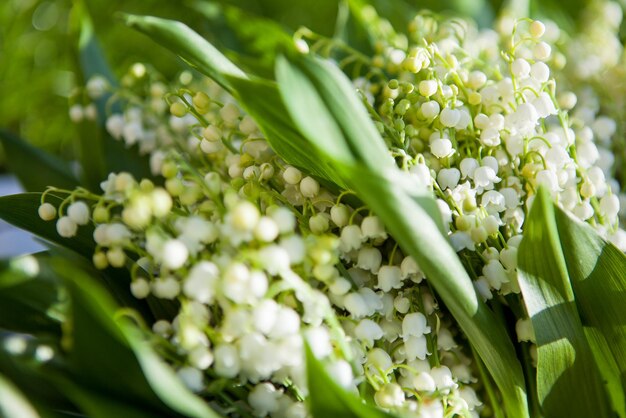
[36,6,626,418]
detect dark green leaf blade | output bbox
[123,14,246,92]
[51,259,222,418]
[584,327,626,417]
[0,193,94,258]
[517,187,610,417]
[0,130,80,192]
[0,255,63,336]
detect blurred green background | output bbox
[1,0,623,173]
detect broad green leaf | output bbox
[51,259,220,418]
[191,1,295,74]
[517,187,610,417]
[0,193,95,258]
[76,5,153,188]
[585,327,626,417]
[45,376,161,418]
[274,57,354,165]
[289,57,393,170]
[0,255,63,336]
[0,130,80,192]
[225,75,344,186]
[552,202,626,416]
[305,345,396,418]
[276,56,528,418]
[122,14,342,187]
[275,55,442,228]
[0,193,161,321]
[123,14,247,92]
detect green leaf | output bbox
[585,327,626,417]
[517,187,610,417]
[275,56,528,418]
[0,130,80,192]
[287,57,393,170]
[552,201,626,416]
[190,1,295,74]
[274,57,357,165]
[123,14,246,93]
[305,345,395,418]
[0,255,63,336]
[0,193,160,321]
[51,259,221,418]
[225,75,346,188]
[274,55,442,227]
[0,343,77,416]
[122,15,344,186]
[0,193,95,258]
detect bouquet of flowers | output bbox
[1,1,625,417]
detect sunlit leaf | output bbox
[517,187,610,417]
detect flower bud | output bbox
[69,104,84,123]
[92,251,108,269]
[413,372,437,392]
[529,20,545,38]
[192,92,210,110]
[283,166,302,185]
[231,201,260,231]
[162,239,189,270]
[169,102,187,117]
[374,383,405,408]
[107,247,126,268]
[299,176,319,198]
[418,79,438,97]
[56,216,77,238]
[38,203,57,221]
[130,278,151,299]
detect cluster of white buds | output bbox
[47,64,481,417]
[47,6,626,418]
